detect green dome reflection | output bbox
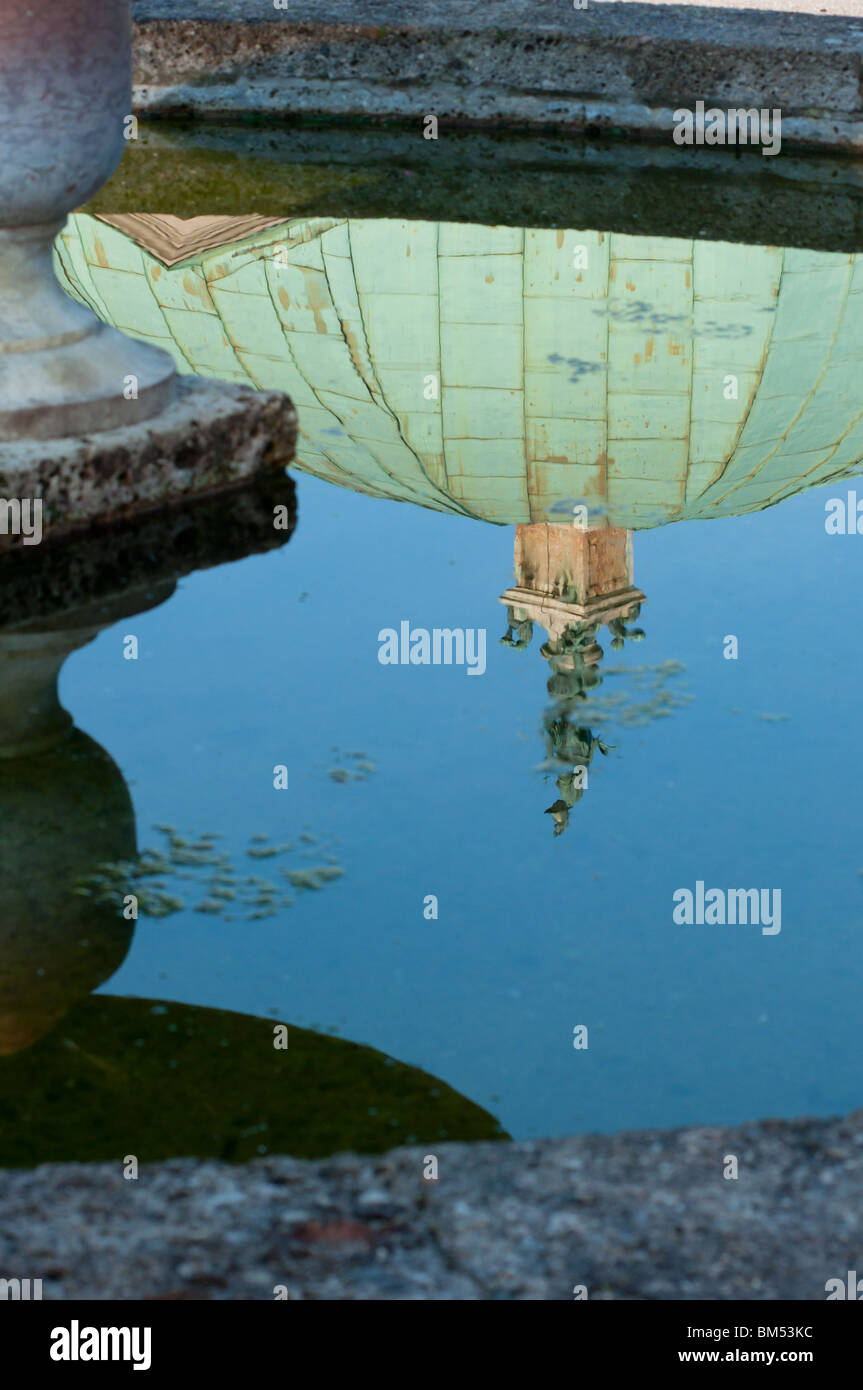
[55,213,863,530]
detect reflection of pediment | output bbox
[95,214,285,266]
[501,586,646,641]
[501,523,644,640]
[58,216,863,529]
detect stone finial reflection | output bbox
[0,730,134,1056]
[0,474,298,1054]
[500,521,646,836]
[0,590,170,1054]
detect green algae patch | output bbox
[87,129,379,220]
[0,995,508,1168]
[83,121,863,254]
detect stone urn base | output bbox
[0,378,298,547]
[0,223,176,443]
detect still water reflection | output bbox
[0,216,860,1164]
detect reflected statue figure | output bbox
[540,618,606,834]
[499,522,646,836]
[539,617,651,835]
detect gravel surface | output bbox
[3,1110,862,1299]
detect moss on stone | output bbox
[83,121,863,252]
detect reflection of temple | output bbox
[500,522,645,836]
[55,214,863,532]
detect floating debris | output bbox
[172,847,221,866]
[285,865,345,892]
[580,660,693,730]
[285,869,323,892]
[72,823,346,923]
[325,750,379,785]
[137,892,185,918]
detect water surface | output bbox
[2,215,861,1161]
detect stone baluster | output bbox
[0,0,176,442]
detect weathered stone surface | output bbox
[129,0,863,152]
[3,1110,862,1299]
[0,378,297,545]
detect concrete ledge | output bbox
[4,1108,863,1299]
[130,0,863,152]
[0,378,297,546]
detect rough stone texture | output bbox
[3,1110,863,1299]
[0,377,297,545]
[129,0,863,152]
[617,0,863,10]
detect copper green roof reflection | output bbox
[55,215,863,529]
